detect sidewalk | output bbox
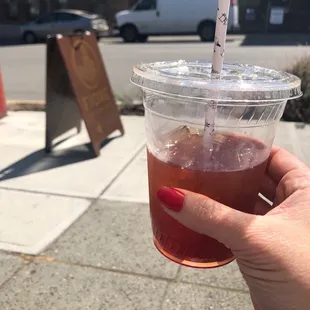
[0,111,309,309]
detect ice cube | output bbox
[167,125,191,146]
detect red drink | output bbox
[147,128,268,268]
[132,60,300,268]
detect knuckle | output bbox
[194,198,221,223]
[278,169,310,200]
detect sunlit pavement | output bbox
[0,111,308,309]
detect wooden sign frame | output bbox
[45,33,124,157]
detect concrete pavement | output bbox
[0,111,309,309]
[1,35,310,101]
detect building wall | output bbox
[240,0,310,32]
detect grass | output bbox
[283,55,310,122]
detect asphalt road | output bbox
[0,35,309,101]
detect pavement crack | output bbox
[159,280,172,310]
[0,186,95,201]
[31,255,173,282]
[0,263,29,291]
[34,255,56,262]
[19,253,36,262]
[29,255,249,294]
[175,279,250,294]
[98,143,145,197]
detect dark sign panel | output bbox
[45,33,124,157]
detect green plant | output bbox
[283,55,310,122]
[115,85,144,115]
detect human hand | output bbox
[157,147,310,310]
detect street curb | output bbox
[7,100,45,111]
[6,100,145,116]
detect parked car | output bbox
[20,9,109,44]
[115,0,239,43]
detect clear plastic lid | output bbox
[131,61,302,102]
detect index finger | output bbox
[267,146,309,183]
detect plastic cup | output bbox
[131,61,302,269]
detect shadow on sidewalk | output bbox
[0,41,45,47]
[0,136,119,182]
[110,37,236,45]
[0,39,24,47]
[240,34,310,46]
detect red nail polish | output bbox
[157,187,184,212]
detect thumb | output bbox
[157,187,256,250]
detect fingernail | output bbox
[157,187,184,212]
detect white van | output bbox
[115,0,239,43]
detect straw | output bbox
[204,0,231,148]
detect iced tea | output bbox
[147,127,268,268]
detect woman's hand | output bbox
[157,147,310,310]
